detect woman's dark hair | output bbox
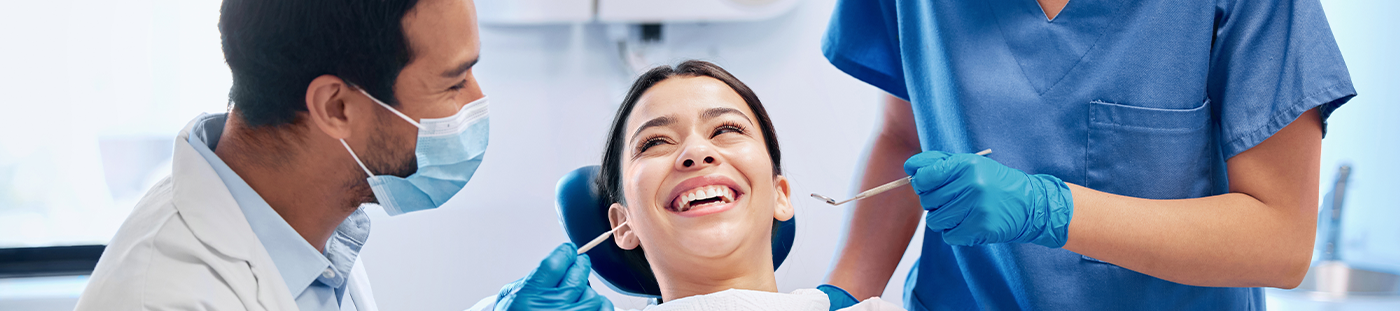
[219,0,420,128]
[593,61,786,299]
[597,60,782,206]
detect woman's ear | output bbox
[608,203,641,250]
[772,175,794,221]
[305,75,356,140]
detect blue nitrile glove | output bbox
[903,151,1074,248]
[495,243,613,311]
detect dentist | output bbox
[822,0,1354,310]
[76,0,609,310]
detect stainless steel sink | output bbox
[1294,261,1400,298]
[1288,165,1400,298]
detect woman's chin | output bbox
[676,240,742,259]
[672,225,766,259]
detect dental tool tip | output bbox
[577,221,628,255]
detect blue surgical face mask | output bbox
[340,89,489,216]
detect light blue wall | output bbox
[1316,0,1400,271]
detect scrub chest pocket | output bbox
[1086,98,1217,199]
[1083,98,1218,262]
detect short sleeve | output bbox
[1209,0,1356,159]
[821,0,910,100]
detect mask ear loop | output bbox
[341,139,375,178]
[355,88,423,129]
[342,85,423,178]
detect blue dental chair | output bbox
[554,166,797,299]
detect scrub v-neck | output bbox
[990,0,1123,96]
[1035,0,1069,21]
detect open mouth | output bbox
[670,185,738,212]
[664,175,746,217]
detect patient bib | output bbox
[637,288,903,311]
[642,289,827,311]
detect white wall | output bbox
[0,0,229,249]
[356,1,909,309]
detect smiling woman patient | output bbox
[595,60,901,311]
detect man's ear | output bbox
[608,203,640,250]
[305,75,358,140]
[772,175,794,221]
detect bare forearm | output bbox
[1063,186,1315,288]
[1063,108,1323,288]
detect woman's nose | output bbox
[675,144,720,171]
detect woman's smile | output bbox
[665,175,746,217]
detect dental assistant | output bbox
[822,0,1354,310]
[74,0,530,310]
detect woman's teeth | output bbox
[673,185,735,212]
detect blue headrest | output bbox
[555,165,796,298]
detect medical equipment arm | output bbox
[825,95,926,300]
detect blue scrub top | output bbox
[823,0,1354,309]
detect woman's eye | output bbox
[637,136,669,153]
[712,123,746,137]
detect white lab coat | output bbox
[75,116,377,311]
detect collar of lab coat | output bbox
[166,114,376,311]
[170,115,266,261]
[168,114,302,310]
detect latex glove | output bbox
[903,151,1074,248]
[495,243,613,311]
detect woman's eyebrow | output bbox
[700,107,753,125]
[630,115,676,143]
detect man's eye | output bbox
[448,79,467,91]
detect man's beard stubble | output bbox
[345,111,418,207]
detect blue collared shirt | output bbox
[188,113,371,311]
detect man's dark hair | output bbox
[219,0,421,128]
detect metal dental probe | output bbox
[810,149,992,206]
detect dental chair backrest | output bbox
[555,165,797,299]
